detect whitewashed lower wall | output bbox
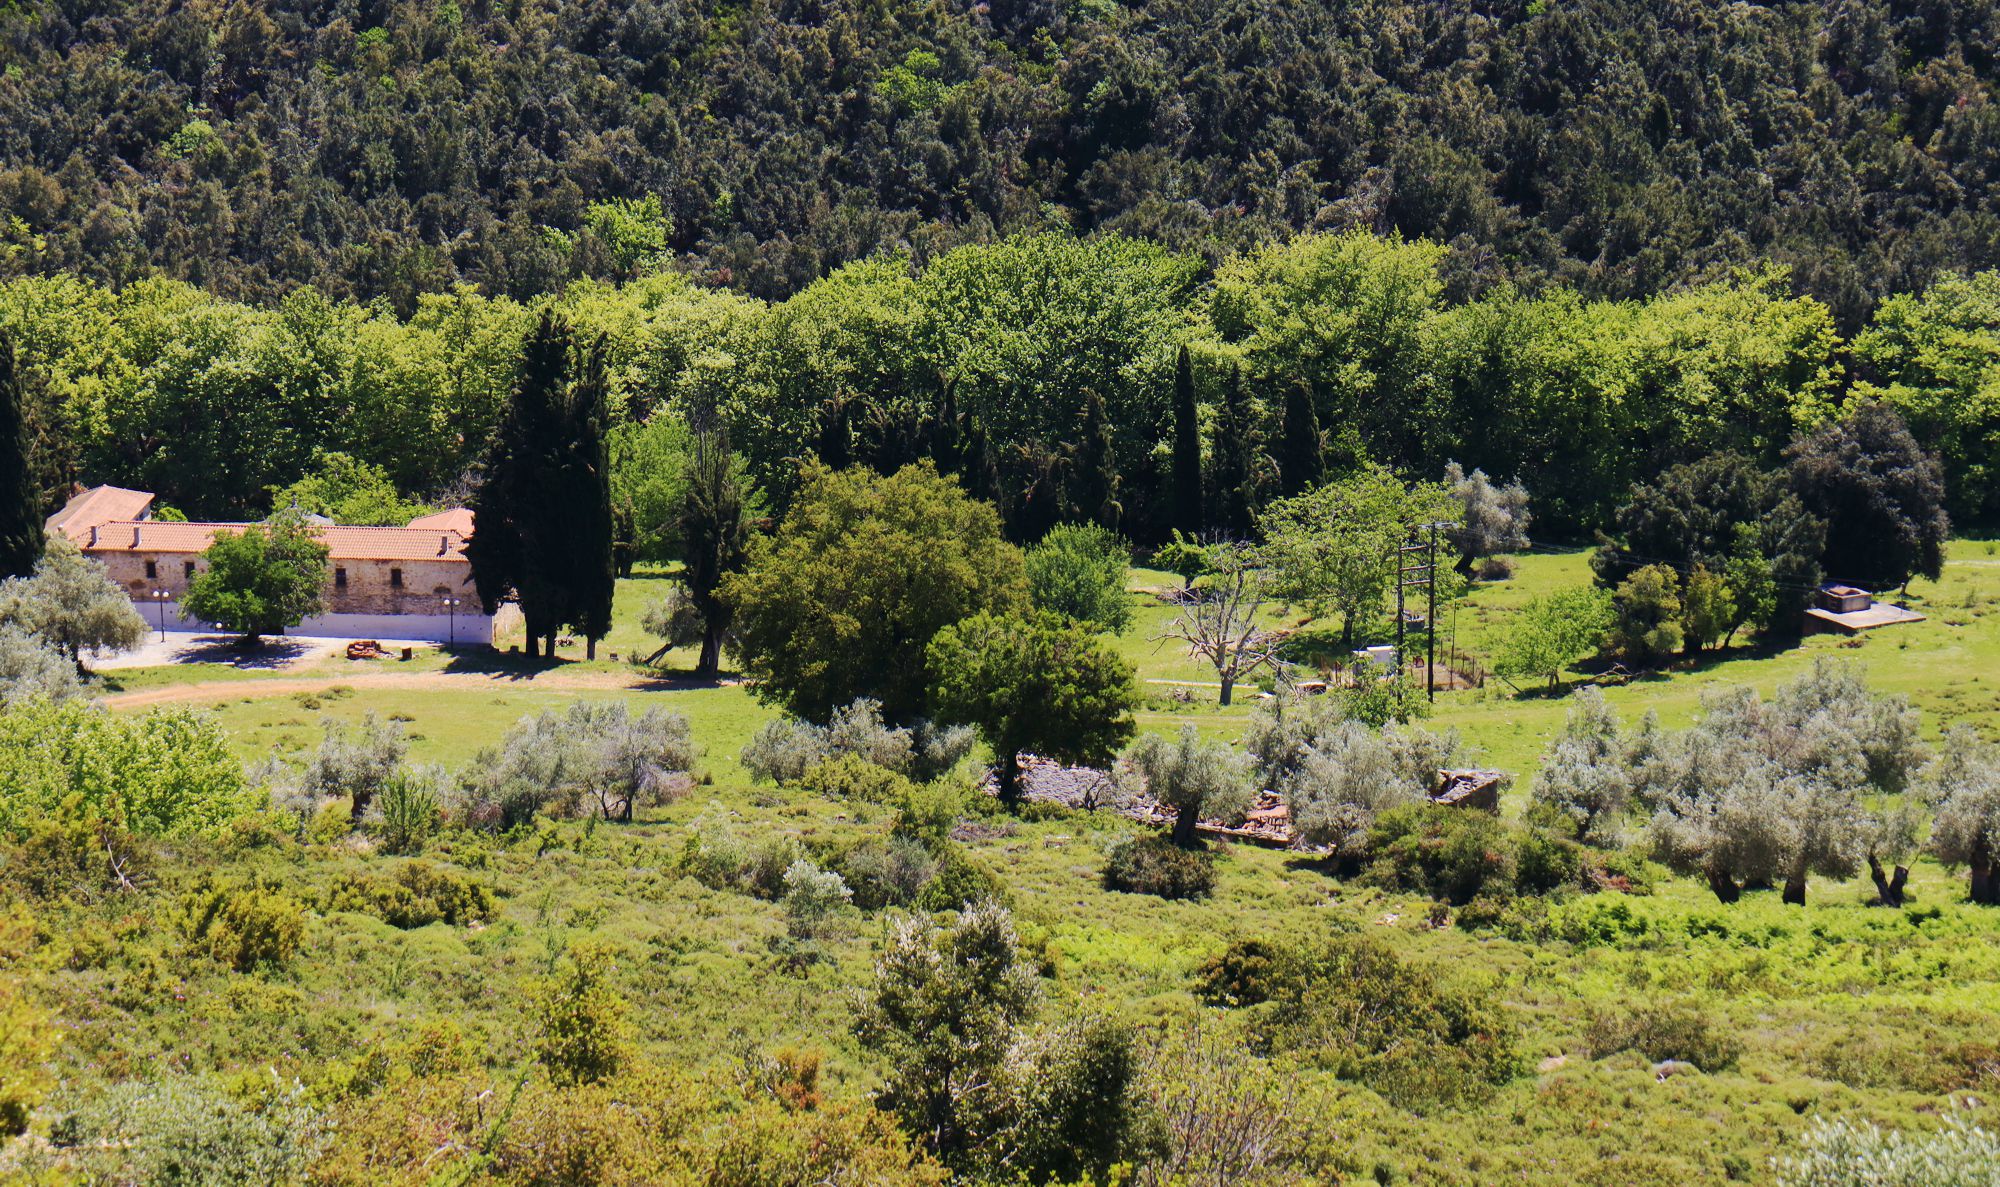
[133,602,495,645]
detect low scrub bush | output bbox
[533,944,630,1087]
[1363,804,1591,904]
[324,861,496,928]
[1775,1116,2000,1187]
[0,699,254,838]
[1193,938,1294,1008]
[916,843,1011,911]
[1103,835,1216,900]
[742,699,976,786]
[174,878,307,972]
[1585,998,1743,1071]
[829,836,938,910]
[800,753,917,804]
[0,812,152,902]
[55,1076,328,1184]
[1254,935,1520,1109]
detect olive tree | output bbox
[0,626,83,705]
[303,712,409,827]
[0,537,146,670]
[1531,687,1632,845]
[1285,720,1460,859]
[1127,726,1257,847]
[1642,661,1923,904]
[1444,461,1530,575]
[1919,726,2000,904]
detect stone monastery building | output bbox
[46,486,495,644]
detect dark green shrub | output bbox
[891,779,970,847]
[1102,835,1215,900]
[830,836,938,910]
[324,861,495,928]
[1261,935,1520,1109]
[1362,804,1514,904]
[916,843,1010,911]
[799,753,916,805]
[1514,826,1585,894]
[1193,939,1296,1007]
[175,879,307,971]
[1585,999,1743,1071]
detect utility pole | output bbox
[1396,522,1452,703]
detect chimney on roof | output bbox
[132,525,141,548]
[439,534,449,555]
[89,525,98,547]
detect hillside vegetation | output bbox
[0,0,1997,324]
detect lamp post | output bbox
[442,596,460,650]
[151,589,170,642]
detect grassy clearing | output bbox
[51,542,2000,1183]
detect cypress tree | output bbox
[1210,364,1257,537]
[466,312,614,660]
[1278,380,1324,496]
[0,333,41,580]
[676,428,754,677]
[1071,389,1121,530]
[560,335,617,659]
[1170,344,1203,536]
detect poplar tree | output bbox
[1170,344,1203,536]
[0,334,41,581]
[1277,380,1324,496]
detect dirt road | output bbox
[101,668,736,710]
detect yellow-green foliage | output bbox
[174,878,307,972]
[533,944,631,1088]
[0,698,253,837]
[0,976,54,1135]
[323,860,495,928]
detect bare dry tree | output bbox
[1153,542,1288,706]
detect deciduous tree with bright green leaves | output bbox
[927,610,1137,802]
[1495,586,1615,692]
[1259,463,1456,646]
[182,517,330,645]
[724,463,1027,723]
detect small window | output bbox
[183,561,195,580]
[389,568,403,589]
[144,559,157,580]
[334,567,347,589]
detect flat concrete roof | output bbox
[1805,604,1926,632]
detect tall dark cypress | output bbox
[466,312,613,659]
[676,427,753,678]
[1210,364,1257,537]
[1170,344,1203,536]
[0,333,41,580]
[1278,380,1324,496]
[562,335,616,658]
[1071,389,1121,530]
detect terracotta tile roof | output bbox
[54,485,473,563]
[407,508,475,535]
[46,485,155,540]
[79,521,470,562]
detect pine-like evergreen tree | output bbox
[1210,365,1257,537]
[1171,344,1203,536]
[1071,390,1121,530]
[675,425,755,677]
[0,333,41,580]
[1278,380,1324,496]
[465,313,615,659]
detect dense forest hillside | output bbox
[1,0,1997,324]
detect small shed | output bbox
[1805,584,1926,634]
[1817,584,1873,614]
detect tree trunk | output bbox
[1706,868,1741,903]
[586,636,597,660]
[996,751,1022,805]
[1970,861,1997,905]
[1218,675,1234,707]
[1173,802,1202,847]
[697,622,723,678]
[1454,553,1475,577]
[1868,855,1909,907]
[1782,871,1807,906]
